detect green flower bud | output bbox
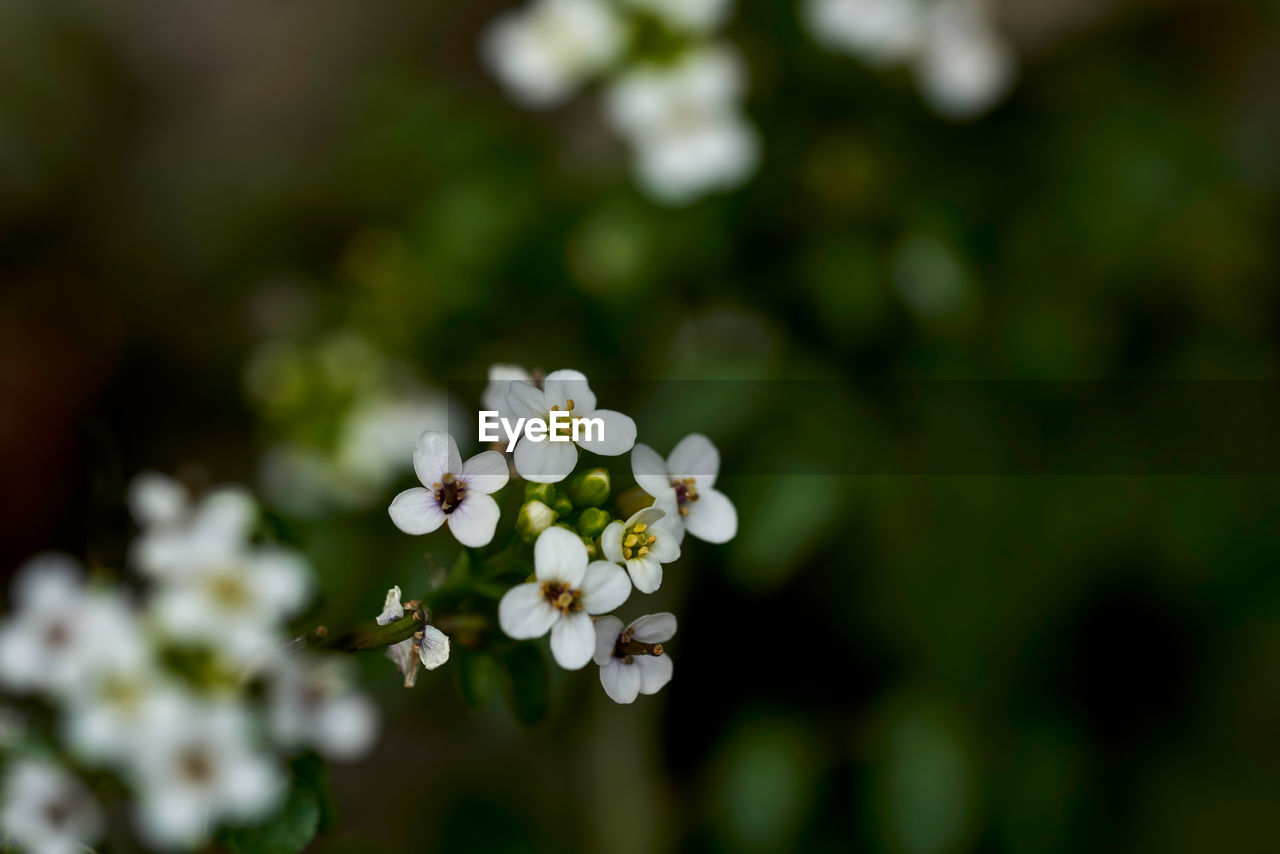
[565,467,611,508]
[516,500,557,545]
[581,536,598,560]
[551,493,574,518]
[575,507,611,540]
[524,482,557,505]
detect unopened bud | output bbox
[523,482,557,505]
[516,500,557,545]
[581,535,598,560]
[575,507,611,540]
[565,467,611,508]
[551,493,574,518]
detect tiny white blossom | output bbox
[603,46,761,205]
[377,585,405,625]
[498,527,631,669]
[804,0,924,66]
[129,476,258,584]
[150,546,312,663]
[506,369,637,483]
[600,507,681,594]
[0,554,147,699]
[63,672,183,767]
[483,0,626,107]
[388,431,509,547]
[631,433,737,545]
[130,696,284,850]
[593,613,676,704]
[377,587,450,686]
[482,363,534,422]
[267,657,378,761]
[0,759,103,854]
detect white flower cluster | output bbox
[482,0,760,204]
[805,0,1016,118]
[389,365,737,703]
[0,475,377,852]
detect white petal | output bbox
[666,433,720,487]
[628,612,677,643]
[482,364,532,414]
[498,584,560,639]
[250,549,312,616]
[593,615,625,665]
[533,526,588,587]
[630,444,672,498]
[388,488,445,535]
[386,639,415,677]
[447,492,501,548]
[626,556,663,594]
[627,506,666,529]
[599,659,641,704]
[128,472,189,527]
[461,451,510,494]
[542,368,597,413]
[600,521,625,564]
[550,611,595,670]
[574,409,635,456]
[646,525,681,563]
[513,436,578,483]
[683,487,737,543]
[413,431,462,486]
[505,379,550,420]
[578,561,631,613]
[417,626,450,670]
[376,586,404,626]
[634,653,674,695]
[652,491,686,544]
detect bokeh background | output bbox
[5,0,1280,851]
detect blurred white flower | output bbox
[63,671,182,767]
[150,546,312,663]
[0,759,103,854]
[593,612,676,703]
[483,0,626,107]
[805,0,1015,118]
[388,431,509,547]
[498,527,631,669]
[267,658,378,761]
[128,471,192,529]
[129,475,258,584]
[624,0,734,32]
[506,369,637,483]
[0,554,147,699]
[631,433,738,545]
[604,46,761,205]
[600,506,681,594]
[131,697,284,850]
[334,394,450,490]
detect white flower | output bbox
[63,672,182,767]
[593,612,676,704]
[130,696,284,850]
[483,0,626,107]
[631,433,737,545]
[623,0,733,32]
[603,46,761,205]
[482,363,534,422]
[388,431,509,547]
[804,0,924,66]
[913,0,1014,119]
[150,546,312,663]
[0,554,148,699]
[600,507,680,594]
[498,527,631,669]
[0,759,103,854]
[335,393,450,490]
[267,657,378,761]
[129,475,258,584]
[378,586,450,686]
[505,369,637,483]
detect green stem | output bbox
[315,612,425,652]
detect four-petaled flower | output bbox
[377,586,450,687]
[631,433,737,545]
[593,612,676,704]
[600,507,680,594]
[499,527,631,669]
[389,431,509,547]
[506,369,637,483]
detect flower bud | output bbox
[574,507,611,540]
[551,493,574,518]
[565,467,611,508]
[580,535,598,560]
[523,482,557,505]
[515,500,557,545]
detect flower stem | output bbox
[315,612,425,652]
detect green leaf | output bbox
[454,647,499,708]
[501,643,549,726]
[219,775,321,854]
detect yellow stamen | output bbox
[634,523,647,533]
[637,546,648,556]
[646,534,656,544]
[623,534,638,548]
[622,547,633,559]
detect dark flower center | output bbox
[541,581,582,615]
[672,478,700,516]
[432,472,467,515]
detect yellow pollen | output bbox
[623,533,638,548]
[679,506,689,516]
[652,643,664,656]
[646,534,656,544]
[637,546,648,556]
[556,591,573,608]
[442,472,455,484]
[622,547,633,559]
[565,398,575,410]
[634,523,647,533]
